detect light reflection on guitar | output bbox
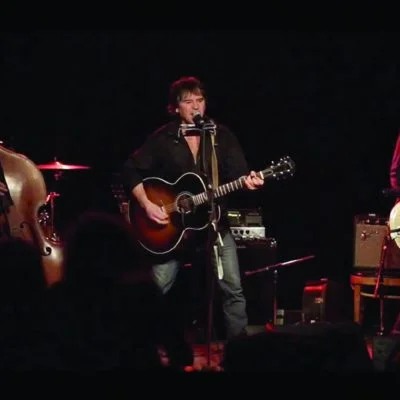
[128,156,295,255]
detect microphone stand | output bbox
[373,232,389,336]
[199,121,219,369]
[185,118,220,369]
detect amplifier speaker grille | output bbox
[353,215,400,270]
[354,223,388,268]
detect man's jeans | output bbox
[152,230,248,340]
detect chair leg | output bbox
[354,284,362,324]
[376,297,385,336]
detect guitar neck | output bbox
[192,172,263,207]
[190,157,294,207]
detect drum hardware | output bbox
[38,191,61,242]
[36,157,91,242]
[45,191,61,241]
[110,178,130,221]
[38,208,50,235]
[36,157,91,171]
[38,209,50,225]
[244,255,316,325]
[110,180,128,211]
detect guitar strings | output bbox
[157,157,294,215]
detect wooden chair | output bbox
[352,212,400,332]
[350,273,400,330]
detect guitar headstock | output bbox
[262,156,295,180]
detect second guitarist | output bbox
[122,76,264,368]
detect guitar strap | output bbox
[210,133,219,189]
[210,131,224,280]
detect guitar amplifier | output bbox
[230,226,266,241]
[227,208,263,227]
[353,214,400,270]
[353,214,389,269]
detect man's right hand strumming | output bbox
[132,183,169,225]
[144,201,169,225]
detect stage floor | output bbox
[159,327,377,372]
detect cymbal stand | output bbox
[46,170,63,241]
[45,191,60,241]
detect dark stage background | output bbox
[2,31,399,314]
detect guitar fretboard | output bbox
[191,175,248,206]
[188,157,293,208]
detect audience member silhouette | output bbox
[0,236,51,369]
[48,211,191,370]
[223,322,374,372]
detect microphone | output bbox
[193,111,206,128]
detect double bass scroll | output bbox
[0,144,63,286]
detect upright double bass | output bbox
[0,144,63,286]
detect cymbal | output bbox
[36,160,91,170]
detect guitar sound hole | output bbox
[176,193,193,214]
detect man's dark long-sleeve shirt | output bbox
[123,119,250,196]
[122,119,251,234]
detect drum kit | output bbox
[36,157,91,242]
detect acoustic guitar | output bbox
[128,156,295,255]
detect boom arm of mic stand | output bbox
[244,255,315,326]
[244,255,316,276]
